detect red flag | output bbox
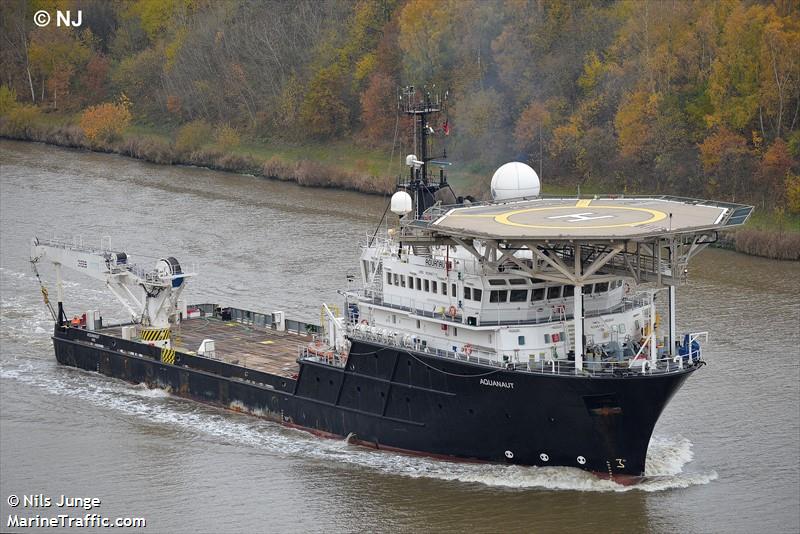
[442,120,450,136]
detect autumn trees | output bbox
[0,0,798,213]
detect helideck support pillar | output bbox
[574,285,583,372]
[668,284,677,355]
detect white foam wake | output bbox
[0,359,717,492]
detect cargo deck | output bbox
[98,315,311,378]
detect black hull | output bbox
[52,326,697,478]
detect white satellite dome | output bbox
[390,191,413,215]
[490,162,541,201]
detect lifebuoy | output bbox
[463,343,473,356]
[448,305,457,318]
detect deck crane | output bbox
[30,237,193,348]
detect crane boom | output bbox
[30,237,194,336]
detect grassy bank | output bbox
[0,111,485,196]
[2,111,798,260]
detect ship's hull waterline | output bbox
[53,326,697,479]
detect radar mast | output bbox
[398,85,455,219]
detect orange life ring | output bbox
[448,305,457,318]
[463,344,473,356]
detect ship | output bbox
[29,86,753,482]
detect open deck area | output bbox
[100,316,311,378]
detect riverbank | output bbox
[2,114,797,260]
[0,113,405,196]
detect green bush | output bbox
[0,85,18,116]
[214,124,240,152]
[175,119,212,153]
[2,105,41,136]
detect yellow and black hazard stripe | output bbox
[140,328,171,341]
[161,347,176,365]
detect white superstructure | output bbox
[347,234,653,369]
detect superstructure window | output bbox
[393,273,399,286]
[473,288,483,302]
[563,286,575,298]
[408,276,415,289]
[510,289,528,302]
[432,281,438,293]
[452,284,457,297]
[509,278,527,285]
[387,271,392,285]
[490,290,508,303]
[400,275,406,288]
[424,279,430,292]
[442,283,448,296]
[488,279,506,286]
[464,287,472,300]
[547,286,561,299]
[531,288,545,301]
[596,282,609,293]
[416,278,421,290]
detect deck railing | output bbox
[346,328,699,377]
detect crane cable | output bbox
[29,256,57,321]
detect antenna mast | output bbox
[398,85,451,219]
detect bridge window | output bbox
[547,286,562,299]
[488,279,506,286]
[510,289,528,302]
[563,286,575,298]
[596,282,609,293]
[473,288,483,301]
[509,278,527,285]
[518,336,526,345]
[531,288,545,301]
[464,287,472,300]
[490,290,508,303]
[586,283,594,294]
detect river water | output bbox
[1,139,798,533]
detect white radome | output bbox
[390,191,413,215]
[490,162,541,201]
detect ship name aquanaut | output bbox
[30,86,753,483]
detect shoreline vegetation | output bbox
[2,114,798,261]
